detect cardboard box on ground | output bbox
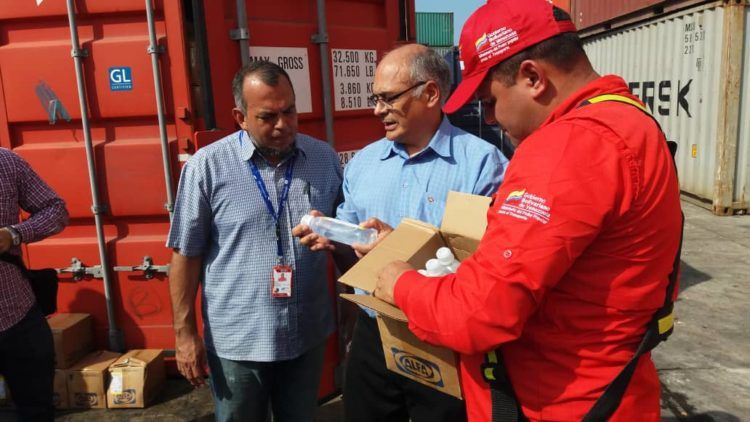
[107,349,166,408]
[339,191,492,399]
[67,350,122,409]
[53,369,68,409]
[48,313,93,369]
[2,314,164,410]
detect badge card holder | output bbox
[272,265,293,297]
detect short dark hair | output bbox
[232,61,294,111]
[491,32,586,86]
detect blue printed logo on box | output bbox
[391,347,444,387]
[109,67,133,91]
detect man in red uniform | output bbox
[374,1,682,421]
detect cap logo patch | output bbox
[478,27,520,63]
[474,33,489,51]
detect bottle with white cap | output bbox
[436,247,461,273]
[300,215,378,246]
[425,258,449,276]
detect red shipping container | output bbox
[0,0,415,400]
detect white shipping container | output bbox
[582,1,749,215]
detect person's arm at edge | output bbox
[169,250,207,386]
[14,152,69,242]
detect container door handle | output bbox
[57,257,104,281]
[113,256,169,280]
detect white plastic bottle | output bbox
[425,259,448,276]
[300,215,378,246]
[436,247,461,273]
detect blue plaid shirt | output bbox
[336,117,508,316]
[167,130,342,361]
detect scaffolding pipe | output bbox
[236,0,250,66]
[190,0,216,130]
[65,0,124,352]
[145,0,176,217]
[315,0,335,145]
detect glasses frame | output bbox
[368,81,428,109]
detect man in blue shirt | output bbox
[167,61,341,422]
[296,44,508,421]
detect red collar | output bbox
[539,74,639,128]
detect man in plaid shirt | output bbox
[0,147,68,421]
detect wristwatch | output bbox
[4,226,21,246]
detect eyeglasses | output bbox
[368,81,428,109]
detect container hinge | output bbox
[71,48,89,58]
[311,33,329,44]
[58,257,104,281]
[147,44,166,55]
[230,28,250,41]
[113,256,169,280]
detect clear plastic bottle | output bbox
[300,215,378,246]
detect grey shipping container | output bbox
[582,0,749,215]
[416,12,454,46]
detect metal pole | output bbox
[314,0,335,146]
[235,0,250,66]
[190,0,216,130]
[145,0,176,217]
[65,0,124,352]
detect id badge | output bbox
[272,265,293,298]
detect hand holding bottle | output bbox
[292,210,336,252]
[350,217,394,258]
[300,214,378,246]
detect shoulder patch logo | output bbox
[498,189,550,224]
[505,189,526,203]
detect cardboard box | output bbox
[48,313,93,369]
[67,350,121,409]
[0,375,10,408]
[53,369,69,409]
[107,349,165,408]
[339,191,491,399]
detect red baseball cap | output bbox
[443,0,578,114]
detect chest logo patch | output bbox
[499,189,550,224]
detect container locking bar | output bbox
[113,256,169,280]
[58,257,104,281]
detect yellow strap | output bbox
[487,350,498,364]
[587,94,651,115]
[658,313,674,335]
[484,367,496,381]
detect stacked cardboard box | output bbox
[48,313,94,409]
[48,313,93,370]
[3,313,165,411]
[53,370,68,409]
[67,350,122,409]
[107,349,165,408]
[340,191,491,399]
